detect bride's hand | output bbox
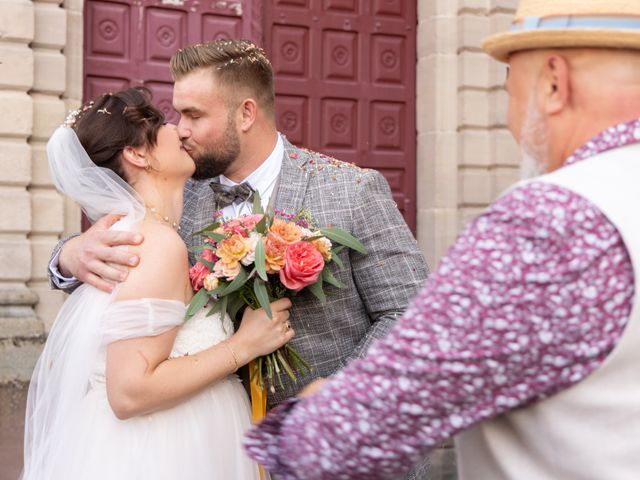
[229,298,294,365]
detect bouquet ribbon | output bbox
[249,359,267,422]
[249,359,268,480]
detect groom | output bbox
[49,40,429,477]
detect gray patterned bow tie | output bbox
[209,181,256,210]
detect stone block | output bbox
[459,51,490,89]
[31,190,64,234]
[0,237,31,281]
[491,0,518,10]
[0,189,30,232]
[30,142,51,187]
[0,140,30,187]
[459,89,490,128]
[417,131,458,209]
[419,16,458,57]
[31,93,65,141]
[493,166,519,197]
[458,12,490,50]
[30,236,59,281]
[493,128,519,167]
[459,167,493,205]
[417,55,458,133]
[0,44,33,91]
[65,10,84,100]
[0,0,34,42]
[490,88,509,126]
[459,130,490,167]
[416,207,459,268]
[461,0,490,12]
[63,196,82,236]
[33,49,66,95]
[419,0,457,21]
[63,0,83,13]
[33,3,66,49]
[0,91,32,137]
[490,11,515,35]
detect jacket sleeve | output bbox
[346,169,429,361]
[47,234,82,293]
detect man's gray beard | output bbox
[518,94,549,180]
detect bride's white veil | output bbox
[22,126,145,478]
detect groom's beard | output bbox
[519,93,550,180]
[190,115,241,180]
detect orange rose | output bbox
[263,234,287,274]
[280,241,325,291]
[269,218,302,245]
[216,234,248,266]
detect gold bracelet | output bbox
[221,340,239,372]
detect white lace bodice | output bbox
[170,305,234,357]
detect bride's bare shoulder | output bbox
[116,221,190,301]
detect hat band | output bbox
[512,15,640,32]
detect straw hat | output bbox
[482,0,640,62]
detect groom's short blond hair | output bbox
[170,39,275,114]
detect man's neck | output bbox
[224,130,279,183]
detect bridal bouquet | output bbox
[187,194,367,394]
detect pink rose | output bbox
[189,249,215,291]
[279,241,325,291]
[241,214,264,231]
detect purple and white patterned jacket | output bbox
[244,119,640,480]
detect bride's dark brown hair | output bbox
[72,87,165,181]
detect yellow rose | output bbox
[312,237,332,261]
[216,234,248,266]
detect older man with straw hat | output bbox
[243,1,640,479]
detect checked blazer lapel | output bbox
[272,138,311,215]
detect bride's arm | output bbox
[105,225,294,420]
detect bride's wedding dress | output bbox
[22,127,261,479]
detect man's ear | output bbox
[541,54,571,116]
[121,146,149,169]
[238,98,258,132]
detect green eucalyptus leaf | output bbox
[185,288,209,319]
[320,227,368,254]
[253,278,272,318]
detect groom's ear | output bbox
[238,98,257,133]
[122,146,149,169]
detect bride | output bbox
[22,88,293,479]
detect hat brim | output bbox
[482,29,640,62]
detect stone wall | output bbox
[416,0,520,269]
[0,0,82,382]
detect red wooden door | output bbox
[84,0,262,123]
[264,0,417,232]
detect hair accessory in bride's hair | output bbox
[61,101,95,129]
[97,107,112,115]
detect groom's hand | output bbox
[299,378,328,398]
[58,214,143,292]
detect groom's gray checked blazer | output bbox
[180,137,429,406]
[49,137,430,478]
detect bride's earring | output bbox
[144,163,152,172]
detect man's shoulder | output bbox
[284,142,381,184]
